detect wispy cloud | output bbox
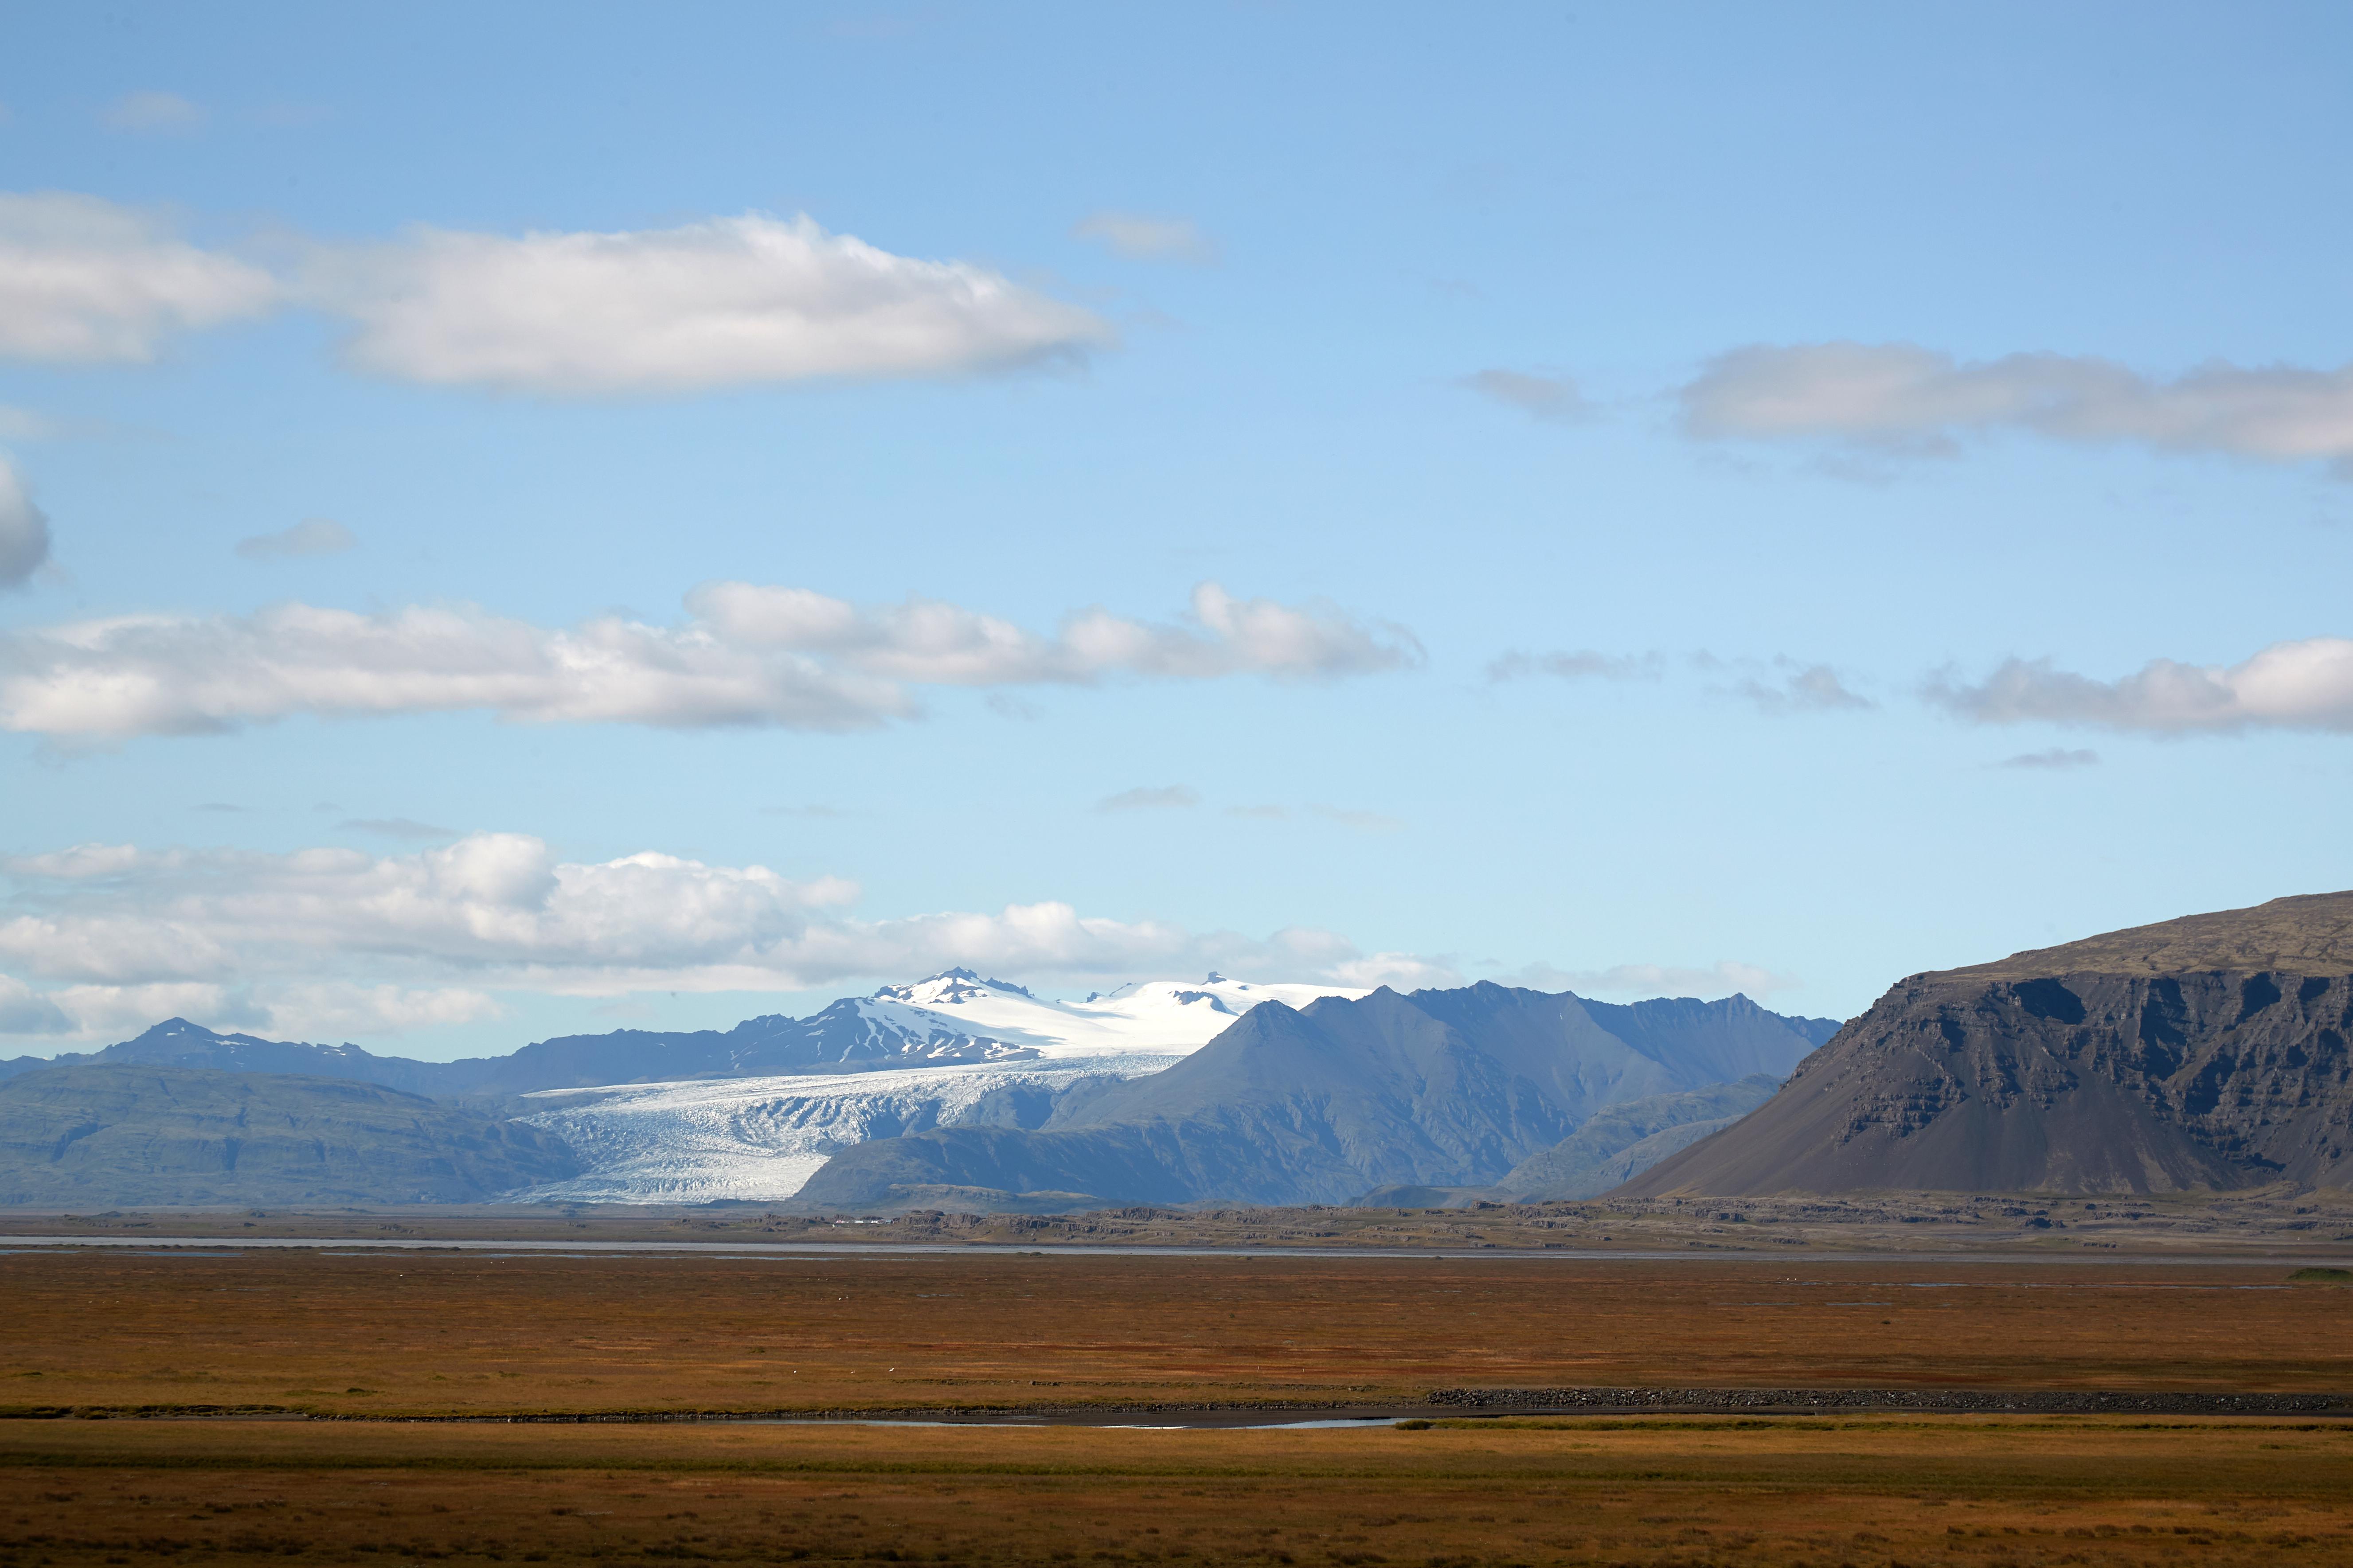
[0,580,1419,741]
[1309,804,1403,833]
[1458,369,1592,423]
[1096,784,1200,812]
[1728,661,1873,715]
[101,91,207,134]
[1071,211,1217,265]
[1928,638,2353,734]
[1999,747,2100,769]
[1487,649,1664,682]
[338,816,458,841]
[235,519,355,560]
[1681,341,2353,472]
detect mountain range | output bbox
[794,983,1837,1211]
[0,972,1834,1209]
[1622,890,2353,1196]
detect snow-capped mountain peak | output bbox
[871,968,1038,1008]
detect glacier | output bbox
[508,970,1363,1203]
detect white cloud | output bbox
[1071,211,1217,265]
[1096,784,1200,812]
[0,457,50,587]
[0,581,1415,741]
[1487,649,1663,682]
[101,91,207,133]
[0,833,1446,1040]
[236,518,355,559]
[1929,638,2353,734]
[0,192,278,363]
[1459,369,1591,423]
[303,212,1114,394]
[1682,341,2353,470]
[1504,959,1800,999]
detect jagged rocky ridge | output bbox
[795,983,1836,1211]
[1620,890,2353,1196]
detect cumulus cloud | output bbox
[1096,784,1200,812]
[0,580,1416,741]
[2000,747,2100,770]
[1487,649,1663,682]
[235,518,355,560]
[1458,369,1591,423]
[1928,638,2353,734]
[0,192,278,363]
[101,91,207,133]
[0,832,1447,1039]
[303,212,1113,394]
[1071,211,1217,265]
[0,457,51,587]
[1505,959,1799,999]
[1682,341,2353,470]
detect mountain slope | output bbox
[795,982,1831,1210]
[1495,1074,1782,1200]
[0,1064,580,1206]
[1618,891,2353,1197]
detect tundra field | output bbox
[4,1247,2353,1566]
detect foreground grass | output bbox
[5,1252,2349,1418]
[4,1416,2353,1566]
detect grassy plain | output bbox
[2,1250,2349,1417]
[6,1414,2353,1566]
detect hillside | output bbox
[0,1064,580,1206]
[1618,891,2353,1197]
[795,983,1835,1211]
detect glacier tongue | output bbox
[508,1051,1183,1205]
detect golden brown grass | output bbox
[2,1251,2348,1417]
[5,1415,2353,1566]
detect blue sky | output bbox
[2,1,2349,1056]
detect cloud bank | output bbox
[1930,637,2353,734]
[0,832,1453,1041]
[1682,342,2353,468]
[1459,369,1591,423]
[0,581,1419,741]
[1071,211,1217,265]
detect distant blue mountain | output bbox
[795,982,1839,1211]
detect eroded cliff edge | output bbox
[1619,891,2353,1196]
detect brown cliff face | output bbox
[1618,893,2353,1196]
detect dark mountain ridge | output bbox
[1620,891,2353,1197]
[0,1063,580,1207]
[796,982,1835,1211]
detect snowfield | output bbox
[509,971,1364,1204]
